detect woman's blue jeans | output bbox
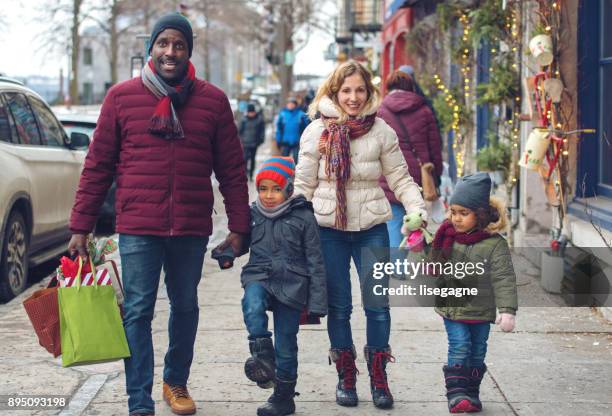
[443,318,491,367]
[242,281,302,380]
[387,202,406,248]
[319,223,391,349]
[119,234,208,414]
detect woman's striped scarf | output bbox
[318,114,376,230]
[141,59,195,140]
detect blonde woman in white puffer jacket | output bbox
[293,60,426,410]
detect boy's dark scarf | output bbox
[431,220,492,262]
[318,114,376,230]
[141,59,196,140]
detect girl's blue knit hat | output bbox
[449,172,492,211]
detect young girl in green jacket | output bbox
[428,172,518,413]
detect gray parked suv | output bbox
[0,77,89,301]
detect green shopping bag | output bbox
[59,258,130,367]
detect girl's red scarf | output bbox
[141,59,196,140]
[431,220,492,260]
[318,114,376,230]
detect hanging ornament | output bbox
[543,78,564,103]
[529,34,554,66]
[533,72,553,127]
[519,128,550,170]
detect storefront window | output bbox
[600,1,612,189]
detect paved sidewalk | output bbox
[1,248,611,416]
[1,141,611,415]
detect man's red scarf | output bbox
[141,59,196,139]
[318,114,376,230]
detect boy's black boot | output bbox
[444,364,477,413]
[466,364,487,412]
[329,346,359,407]
[256,378,298,416]
[364,345,395,409]
[245,337,276,389]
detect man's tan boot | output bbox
[163,382,196,415]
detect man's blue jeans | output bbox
[242,281,302,381]
[319,223,391,349]
[443,318,491,368]
[119,234,208,414]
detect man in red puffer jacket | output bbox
[67,13,249,416]
[378,70,443,248]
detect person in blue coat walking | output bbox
[276,96,309,163]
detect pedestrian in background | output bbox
[241,157,327,416]
[276,96,309,162]
[68,12,250,416]
[294,60,426,410]
[378,69,443,247]
[301,87,315,113]
[398,64,441,129]
[240,103,266,181]
[427,172,517,413]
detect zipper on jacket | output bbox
[170,141,175,236]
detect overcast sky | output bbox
[1,0,336,79]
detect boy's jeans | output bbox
[242,281,302,380]
[443,318,491,367]
[319,223,391,349]
[119,234,208,414]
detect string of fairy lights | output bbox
[432,4,523,181]
[432,12,473,178]
[507,2,521,185]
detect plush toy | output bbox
[399,212,433,251]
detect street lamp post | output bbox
[131,55,145,78]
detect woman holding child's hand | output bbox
[293,60,426,410]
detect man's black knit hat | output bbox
[148,13,194,57]
[450,172,492,211]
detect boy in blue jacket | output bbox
[275,98,309,163]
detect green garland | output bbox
[476,132,512,172]
[476,56,520,105]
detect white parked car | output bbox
[0,77,89,301]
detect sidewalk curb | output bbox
[59,374,108,416]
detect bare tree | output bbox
[87,0,176,85]
[257,0,334,105]
[35,0,87,105]
[191,1,263,81]
[84,0,125,85]
[69,0,85,104]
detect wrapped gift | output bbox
[62,267,111,288]
[57,257,124,305]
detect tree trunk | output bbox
[109,0,119,85]
[200,0,211,81]
[277,1,294,107]
[70,0,82,105]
